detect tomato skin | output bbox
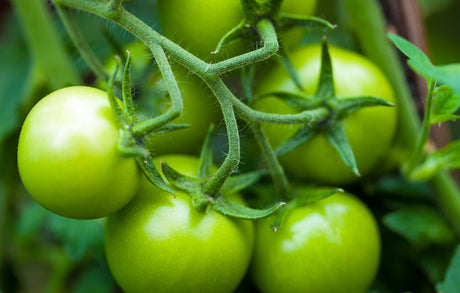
[17,86,139,219]
[251,191,381,293]
[157,0,317,61]
[255,45,397,185]
[104,155,254,293]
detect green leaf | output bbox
[383,206,456,248]
[221,170,268,195]
[276,46,303,90]
[431,85,460,124]
[275,124,317,156]
[47,215,105,260]
[336,95,394,117]
[324,121,359,176]
[388,34,432,65]
[315,38,335,100]
[212,196,285,220]
[197,125,215,180]
[436,245,460,293]
[411,139,460,180]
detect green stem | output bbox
[403,80,436,178]
[131,45,183,136]
[203,79,241,196]
[11,0,80,88]
[55,5,109,82]
[250,122,290,198]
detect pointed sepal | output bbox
[324,121,360,176]
[255,91,317,110]
[122,51,138,124]
[198,125,215,180]
[277,14,336,32]
[276,46,304,90]
[221,170,269,196]
[315,38,335,100]
[212,21,249,56]
[275,125,317,156]
[213,196,285,220]
[137,156,174,194]
[336,95,394,117]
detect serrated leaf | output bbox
[46,215,105,260]
[383,206,456,248]
[436,245,460,293]
[336,95,394,117]
[275,124,317,156]
[324,121,359,176]
[136,156,173,194]
[411,139,460,180]
[315,38,335,100]
[213,196,285,220]
[431,86,460,124]
[197,125,215,180]
[221,170,268,195]
[276,46,303,90]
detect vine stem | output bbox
[203,79,240,196]
[250,122,290,198]
[403,80,436,178]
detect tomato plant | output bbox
[255,44,398,185]
[157,0,318,61]
[104,155,254,293]
[17,86,139,219]
[251,190,381,293]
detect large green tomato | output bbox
[157,0,318,61]
[251,190,381,293]
[105,155,254,293]
[255,45,397,185]
[17,86,139,219]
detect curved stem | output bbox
[250,122,290,198]
[55,5,109,83]
[403,80,436,178]
[203,79,240,196]
[131,45,183,136]
[207,19,279,76]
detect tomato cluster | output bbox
[17,0,399,292]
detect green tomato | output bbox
[251,190,381,293]
[105,155,254,293]
[157,0,317,61]
[17,86,139,219]
[255,44,397,185]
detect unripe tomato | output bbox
[255,44,397,185]
[17,86,139,219]
[252,191,381,293]
[157,0,318,61]
[105,155,254,293]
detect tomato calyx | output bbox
[158,126,285,219]
[212,0,334,57]
[269,186,343,231]
[257,39,394,177]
